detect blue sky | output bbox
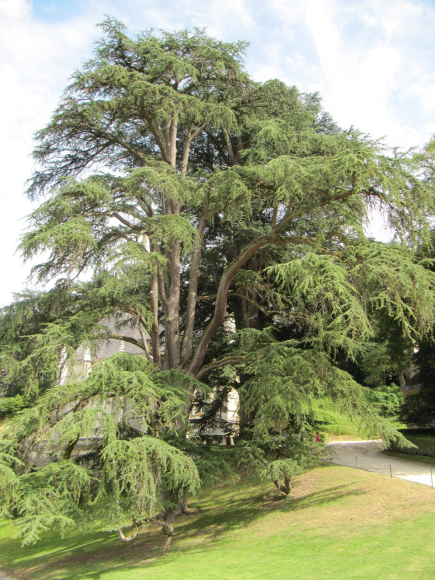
[1,0,435,305]
[32,0,85,21]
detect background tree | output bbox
[402,228,435,425]
[2,18,435,553]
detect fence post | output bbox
[355,455,358,468]
[431,468,433,490]
[389,463,392,478]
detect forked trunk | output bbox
[273,473,292,497]
[161,505,175,556]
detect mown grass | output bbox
[384,450,435,466]
[1,464,435,580]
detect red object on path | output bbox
[316,432,321,442]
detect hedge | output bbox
[390,429,435,457]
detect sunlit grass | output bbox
[384,450,435,466]
[1,465,435,579]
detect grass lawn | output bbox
[1,464,435,580]
[383,450,435,466]
[325,434,365,442]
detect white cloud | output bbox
[267,0,435,149]
[1,0,435,304]
[0,0,99,305]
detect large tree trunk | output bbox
[274,474,291,497]
[180,218,207,366]
[160,491,176,556]
[398,366,406,391]
[150,243,161,368]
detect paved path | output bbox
[0,571,17,580]
[324,440,435,487]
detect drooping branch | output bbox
[274,473,291,496]
[262,459,292,497]
[196,356,246,380]
[196,292,278,317]
[107,334,146,351]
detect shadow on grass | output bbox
[176,481,363,545]
[0,470,366,580]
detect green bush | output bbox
[0,395,26,417]
[390,430,435,457]
[312,399,361,436]
[365,384,403,419]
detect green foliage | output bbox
[234,329,409,448]
[29,20,250,196]
[2,18,435,551]
[360,343,397,387]
[260,458,302,486]
[365,384,404,419]
[267,242,435,361]
[390,433,435,457]
[0,353,200,545]
[0,395,26,417]
[311,399,362,435]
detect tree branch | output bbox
[188,234,318,377]
[111,212,142,230]
[181,122,208,176]
[140,108,170,164]
[107,334,146,351]
[91,126,149,165]
[196,292,278,317]
[196,356,246,380]
[222,128,236,165]
[137,320,153,363]
[157,265,169,309]
[118,523,139,542]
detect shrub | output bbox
[0,395,26,417]
[390,429,435,456]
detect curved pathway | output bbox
[324,440,435,487]
[0,571,17,580]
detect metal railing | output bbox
[321,446,435,489]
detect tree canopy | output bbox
[2,17,435,554]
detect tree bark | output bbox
[188,234,274,376]
[161,504,175,556]
[273,474,291,496]
[398,366,406,391]
[165,239,181,368]
[150,243,161,368]
[180,218,207,366]
[188,232,316,377]
[118,523,139,542]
